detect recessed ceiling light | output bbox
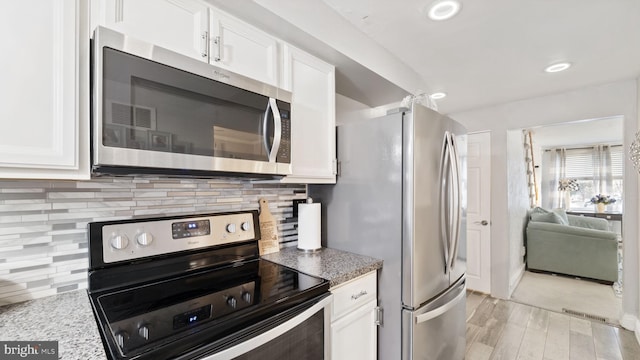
[545,62,571,73]
[430,92,447,100]
[427,1,462,21]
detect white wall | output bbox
[506,130,529,292]
[335,93,401,124]
[208,0,419,106]
[251,0,426,96]
[636,77,640,341]
[450,79,638,329]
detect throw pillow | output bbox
[551,208,569,225]
[530,207,550,215]
[530,212,565,224]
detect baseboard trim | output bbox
[622,315,640,348]
[508,263,526,298]
[620,313,637,331]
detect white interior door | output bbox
[466,132,492,293]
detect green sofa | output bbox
[525,207,618,284]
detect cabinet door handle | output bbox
[351,290,367,300]
[213,35,221,62]
[200,31,208,58]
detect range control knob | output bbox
[114,331,128,348]
[136,232,153,246]
[226,223,236,234]
[242,291,252,304]
[227,296,237,309]
[138,325,150,340]
[241,222,251,231]
[110,234,129,250]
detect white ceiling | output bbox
[322,0,640,114]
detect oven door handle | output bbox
[200,294,333,360]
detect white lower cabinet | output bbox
[332,298,377,359]
[330,271,378,359]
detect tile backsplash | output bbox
[0,177,306,305]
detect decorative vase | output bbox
[563,191,571,210]
[596,203,606,213]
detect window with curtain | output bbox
[540,145,623,212]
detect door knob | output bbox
[474,220,489,226]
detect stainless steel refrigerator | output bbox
[309,103,467,360]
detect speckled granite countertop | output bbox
[0,290,106,359]
[262,247,383,288]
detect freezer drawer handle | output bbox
[414,286,466,324]
[351,290,368,300]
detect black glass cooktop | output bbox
[91,259,328,359]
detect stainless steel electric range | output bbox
[87,210,331,360]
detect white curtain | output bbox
[593,145,613,195]
[541,148,566,209]
[541,145,615,210]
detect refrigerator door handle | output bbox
[448,133,462,271]
[439,132,451,273]
[414,283,466,324]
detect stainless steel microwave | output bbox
[91,26,292,177]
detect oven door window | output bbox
[194,296,330,360]
[234,310,324,360]
[102,47,274,162]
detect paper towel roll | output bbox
[297,201,321,251]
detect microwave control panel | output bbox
[277,113,291,164]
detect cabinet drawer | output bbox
[331,271,377,320]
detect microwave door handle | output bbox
[268,98,282,163]
[262,100,273,158]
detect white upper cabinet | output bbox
[96,0,209,62]
[0,0,89,179]
[209,11,279,86]
[281,45,336,183]
[94,1,279,86]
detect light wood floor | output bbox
[466,291,640,360]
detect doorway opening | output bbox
[509,116,624,325]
